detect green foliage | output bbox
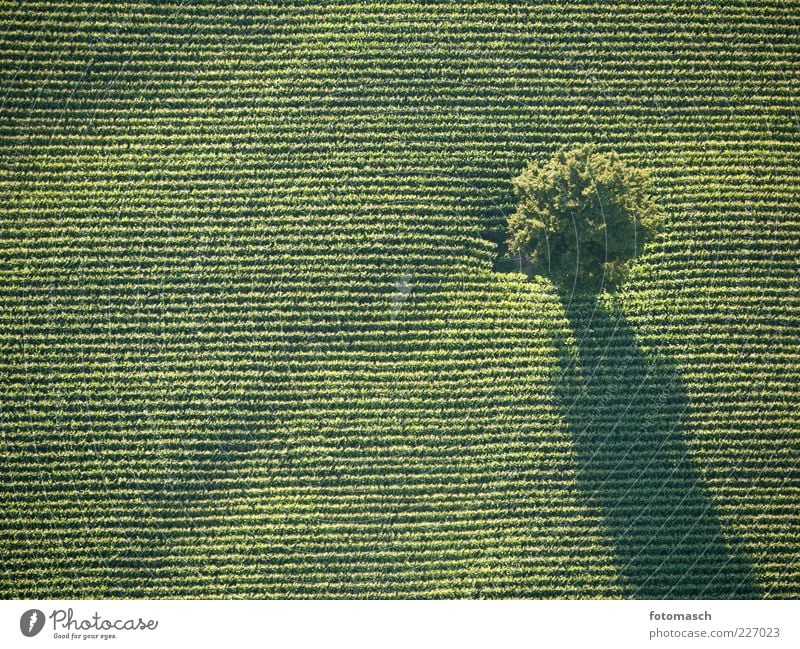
[1,1,798,600]
[508,145,662,292]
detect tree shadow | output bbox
[552,293,758,598]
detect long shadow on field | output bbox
[552,295,757,598]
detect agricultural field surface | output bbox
[1,1,799,598]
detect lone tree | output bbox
[507,145,662,292]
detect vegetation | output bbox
[1,1,798,599]
[508,145,662,292]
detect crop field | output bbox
[1,1,799,599]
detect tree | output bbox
[507,145,662,292]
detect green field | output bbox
[1,1,798,598]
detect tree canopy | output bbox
[507,145,662,292]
